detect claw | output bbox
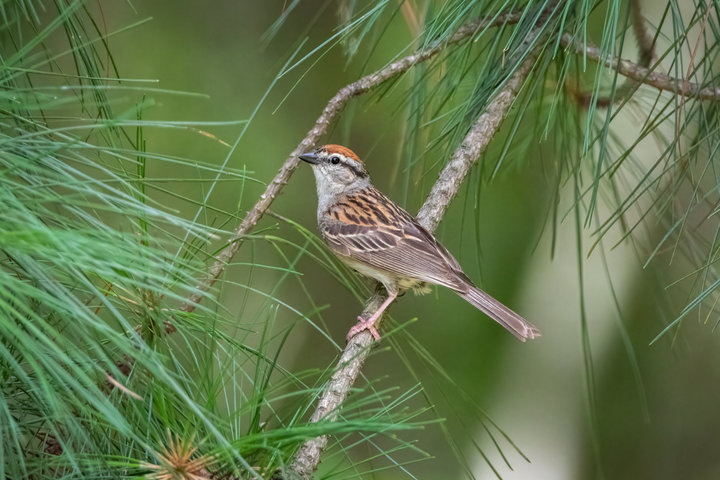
[345,291,398,342]
[347,316,381,342]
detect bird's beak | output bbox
[298,151,319,164]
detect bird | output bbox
[299,144,541,342]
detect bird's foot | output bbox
[347,316,381,342]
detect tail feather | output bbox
[458,286,541,341]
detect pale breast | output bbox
[336,253,427,295]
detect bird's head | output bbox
[299,144,370,198]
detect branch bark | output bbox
[177,9,528,315]
[281,46,541,480]
[561,32,720,101]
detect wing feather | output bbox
[321,187,466,291]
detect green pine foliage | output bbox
[0,2,429,477]
[2,0,719,478]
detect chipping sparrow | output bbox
[300,144,540,342]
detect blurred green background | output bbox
[16,0,720,478]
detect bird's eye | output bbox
[330,155,341,165]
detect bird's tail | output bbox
[458,286,541,341]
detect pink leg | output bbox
[347,290,398,341]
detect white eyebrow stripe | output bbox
[343,158,367,177]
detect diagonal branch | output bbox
[281,45,542,480]
[177,9,529,315]
[177,7,720,320]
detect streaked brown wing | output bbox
[320,187,467,291]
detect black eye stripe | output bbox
[346,162,368,178]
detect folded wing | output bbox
[321,187,467,291]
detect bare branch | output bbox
[178,9,529,314]
[282,50,541,480]
[630,0,657,67]
[280,292,387,480]
[416,55,539,230]
[561,32,720,101]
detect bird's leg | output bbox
[347,290,398,341]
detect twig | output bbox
[676,0,713,161]
[630,0,657,67]
[560,32,720,101]
[281,45,542,480]
[567,0,657,108]
[177,9,529,314]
